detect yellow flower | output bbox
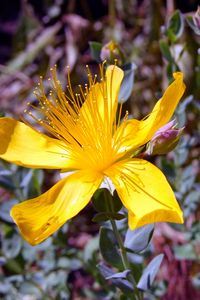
[0,65,185,245]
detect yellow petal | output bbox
[10,170,103,245]
[106,65,124,117]
[80,65,124,124]
[114,72,186,153]
[0,118,77,170]
[105,159,183,229]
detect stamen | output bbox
[23,64,126,171]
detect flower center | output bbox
[23,64,126,172]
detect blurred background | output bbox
[0,0,200,299]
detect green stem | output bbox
[105,189,142,300]
[12,175,24,202]
[110,218,142,300]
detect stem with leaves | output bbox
[105,190,143,300]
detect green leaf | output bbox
[166,62,175,81]
[127,252,143,265]
[186,16,200,36]
[20,282,42,297]
[4,258,24,274]
[113,190,123,212]
[187,221,200,241]
[99,227,123,269]
[6,275,23,284]
[92,212,126,222]
[22,238,53,263]
[2,234,22,259]
[160,157,176,180]
[174,135,195,168]
[92,188,123,214]
[185,191,200,205]
[175,95,193,127]
[0,199,18,223]
[106,269,131,280]
[20,169,33,188]
[83,236,99,262]
[0,176,15,190]
[92,188,111,212]
[167,10,184,42]
[0,280,11,294]
[159,40,173,62]
[179,165,196,194]
[137,254,164,291]
[0,168,12,176]
[97,263,134,293]
[27,169,44,198]
[174,244,197,260]
[124,224,154,253]
[89,41,102,63]
[119,63,136,102]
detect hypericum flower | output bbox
[0,64,185,245]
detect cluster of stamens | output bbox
[22,63,129,171]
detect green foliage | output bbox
[92,188,124,222]
[0,1,200,299]
[89,41,103,63]
[97,263,134,294]
[174,244,197,260]
[166,10,184,42]
[92,188,113,212]
[99,227,123,270]
[159,40,174,63]
[92,212,126,222]
[137,254,164,291]
[124,225,154,253]
[118,63,136,102]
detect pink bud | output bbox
[193,6,200,29]
[146,120,184,155]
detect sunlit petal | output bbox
[11,170,103,245]
[106,65,124,117]
[114,72,186,154]
[0,118,77,170]
[105,159,183,229]
[74,65,124,170]
[80,65,124,123]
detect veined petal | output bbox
[0,118,77,170]
[10,170,103,245]
[105,159,183,229]
[114,72,186,153]
[106,65,124,117]
[80,65,124,124]
[72,65,124,171]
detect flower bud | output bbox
[146,120,184,155]
[100,41,123,63]
[194,6,200,29]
